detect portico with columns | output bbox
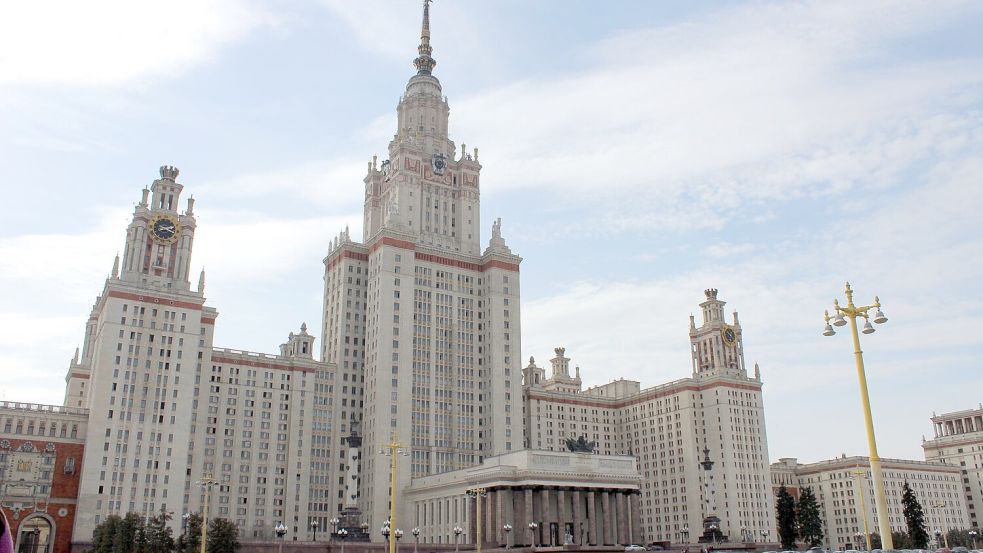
[406,450,642,548]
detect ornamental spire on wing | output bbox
[413,0,437,75]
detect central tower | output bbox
[362,0,482,255]
[322,2,523,541]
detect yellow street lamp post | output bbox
[380,433,408,553]
[196,473,217,553]
[851,468,872,551]
[466,488,488,553]
[823,282,890,549]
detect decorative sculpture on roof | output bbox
[565,435,596,453]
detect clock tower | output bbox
[67,166,217,539]
[689,288,747,378]
[118,165,198,291]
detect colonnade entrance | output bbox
[468,486,642,548]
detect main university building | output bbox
[0,5,775,551]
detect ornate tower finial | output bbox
[159,165,180,181]
[413,0,437,75]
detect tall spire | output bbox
[413,0,436,75]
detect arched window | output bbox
[16,516,53,553]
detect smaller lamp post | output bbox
[760,529,769,544]
[936,529,943,549]
[275,522,288,553]
[338,529,349,553]
[182,513,192,536]
[311,520,318,542]
[453,527,463,553]
[412,527,420,553]
[503,524,513,549]
[329,518,340,539]
[382,523,391,547]
[681,525,689,544]
[528,523,538,550]
[395,528,404,553]
[969,530,978,550]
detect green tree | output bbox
[901,482,929,548]
[869,532,882,549]
[112,513,144,553]
[145,509,175,553]
[946,528,973,548]
[776,485,797,550]
[91,515,123,553]
[176,513,203,553]
[892,531,913,549]
[206,519,240,553]
[796,487,824,547]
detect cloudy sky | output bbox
[2,0,982,464]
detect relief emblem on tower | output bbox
[431,152,447,175]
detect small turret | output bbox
[280,323,314,359]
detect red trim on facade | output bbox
[332,235,520,273]
[106,291,204,311]
[326,249,370,271]
[481,259,520,272]
[527,380,762,409]
[201,317,216,325]
[369,236,417,253]
[211,355,315,374]
[68,373,89,380]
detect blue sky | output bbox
[2,0,982,463]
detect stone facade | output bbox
[923,406,983,528]
[523,290,775,546]
[320,3,522,536]
[405,450,642,547]
[771,455,969,549]
[28,3,791,550]
[0,402,88,553]
[62,167,337,543]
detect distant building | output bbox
[771,458,801,500]
[923,405,983,528]
[0,401,88,553]
[524,290,775,546]
[770,455,968,549]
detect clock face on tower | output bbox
[721,326,737,346]
[431,152,447,175]
[150,215,180,244]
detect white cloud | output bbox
[448,1,983,235]
[195,159,367,210]
[521,145,983,460]
[0,0,273,85]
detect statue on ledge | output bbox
[565,435,596,453]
